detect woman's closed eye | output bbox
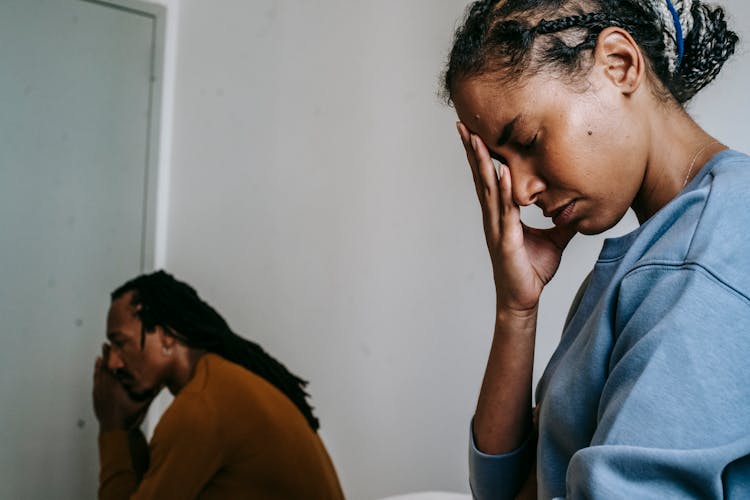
[522,133,538,150]
[490,151,508,166]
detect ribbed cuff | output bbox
[468,419,534,500]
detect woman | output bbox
[443,1,749,498]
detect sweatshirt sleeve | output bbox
[561,265,750,498]
[98,430,144,498]
[468,274,591,499]
[468,419,534,500]
[98,392,223,500]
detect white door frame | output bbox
[82,0,169,271]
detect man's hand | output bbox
[93,344,153,432]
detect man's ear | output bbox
[593,26,645,96]
[157,327,177,349]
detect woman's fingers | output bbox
[474,151,500,237]
[470,132,525,242]
[456,122,482,194]
[497,164,522,235]
[547,224,577,251]
[470,133,500,199]
[456,122,497,201]
[456,124,526,254]
[525,223,577,253]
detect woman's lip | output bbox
[552,201,576,226]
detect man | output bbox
[93,271,345,499]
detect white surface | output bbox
[157,1,750,498]
[380,492,472,500]
[0,0,159,497]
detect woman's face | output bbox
[452,70,648,235]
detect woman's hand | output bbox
[457,122,575,312]
[93,344,154,432]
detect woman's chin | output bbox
[574,217,618,236]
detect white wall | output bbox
[160,2,750,499]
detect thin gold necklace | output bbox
[682,140,720,189]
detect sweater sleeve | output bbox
[468,419,534,500]
[98,428,150,497]
[561,265,750,498]
[468,274,590,499]
[98,392,223,500]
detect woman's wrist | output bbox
[496,302,539,323]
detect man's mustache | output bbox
[113,368,134,384]
[114,369,156,402]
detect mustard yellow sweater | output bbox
[99,353,345,499]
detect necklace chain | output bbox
[682,140,720,189]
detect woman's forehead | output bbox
[454,79,529,130]
[455,72,573,128]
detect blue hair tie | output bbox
[664,0,685,69]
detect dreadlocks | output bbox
[111,270,320,431]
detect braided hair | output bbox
[443,0,738,104]
[111,270,320,431]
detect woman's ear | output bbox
[593,26,645,95]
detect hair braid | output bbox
[533,12,610,35]
[442,0,738,104]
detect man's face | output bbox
[105,292,166,401]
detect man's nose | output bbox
[106,349,125,372]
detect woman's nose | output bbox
[511,165,545,206]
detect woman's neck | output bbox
[631,106,724,224]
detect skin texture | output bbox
[453,27,726,499]
[92,291,204,432]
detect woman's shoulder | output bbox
[675,149,750,296]
[690,148,750,235]
[704,149,750,192]
[621,149,750,298]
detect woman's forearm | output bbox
[473,306,538,454]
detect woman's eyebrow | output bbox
[496,114,520,147]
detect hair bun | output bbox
[673,1,738,102]
[645,0,696,74]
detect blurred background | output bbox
[1,0,749,498]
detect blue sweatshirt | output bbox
[469,150,750,499]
